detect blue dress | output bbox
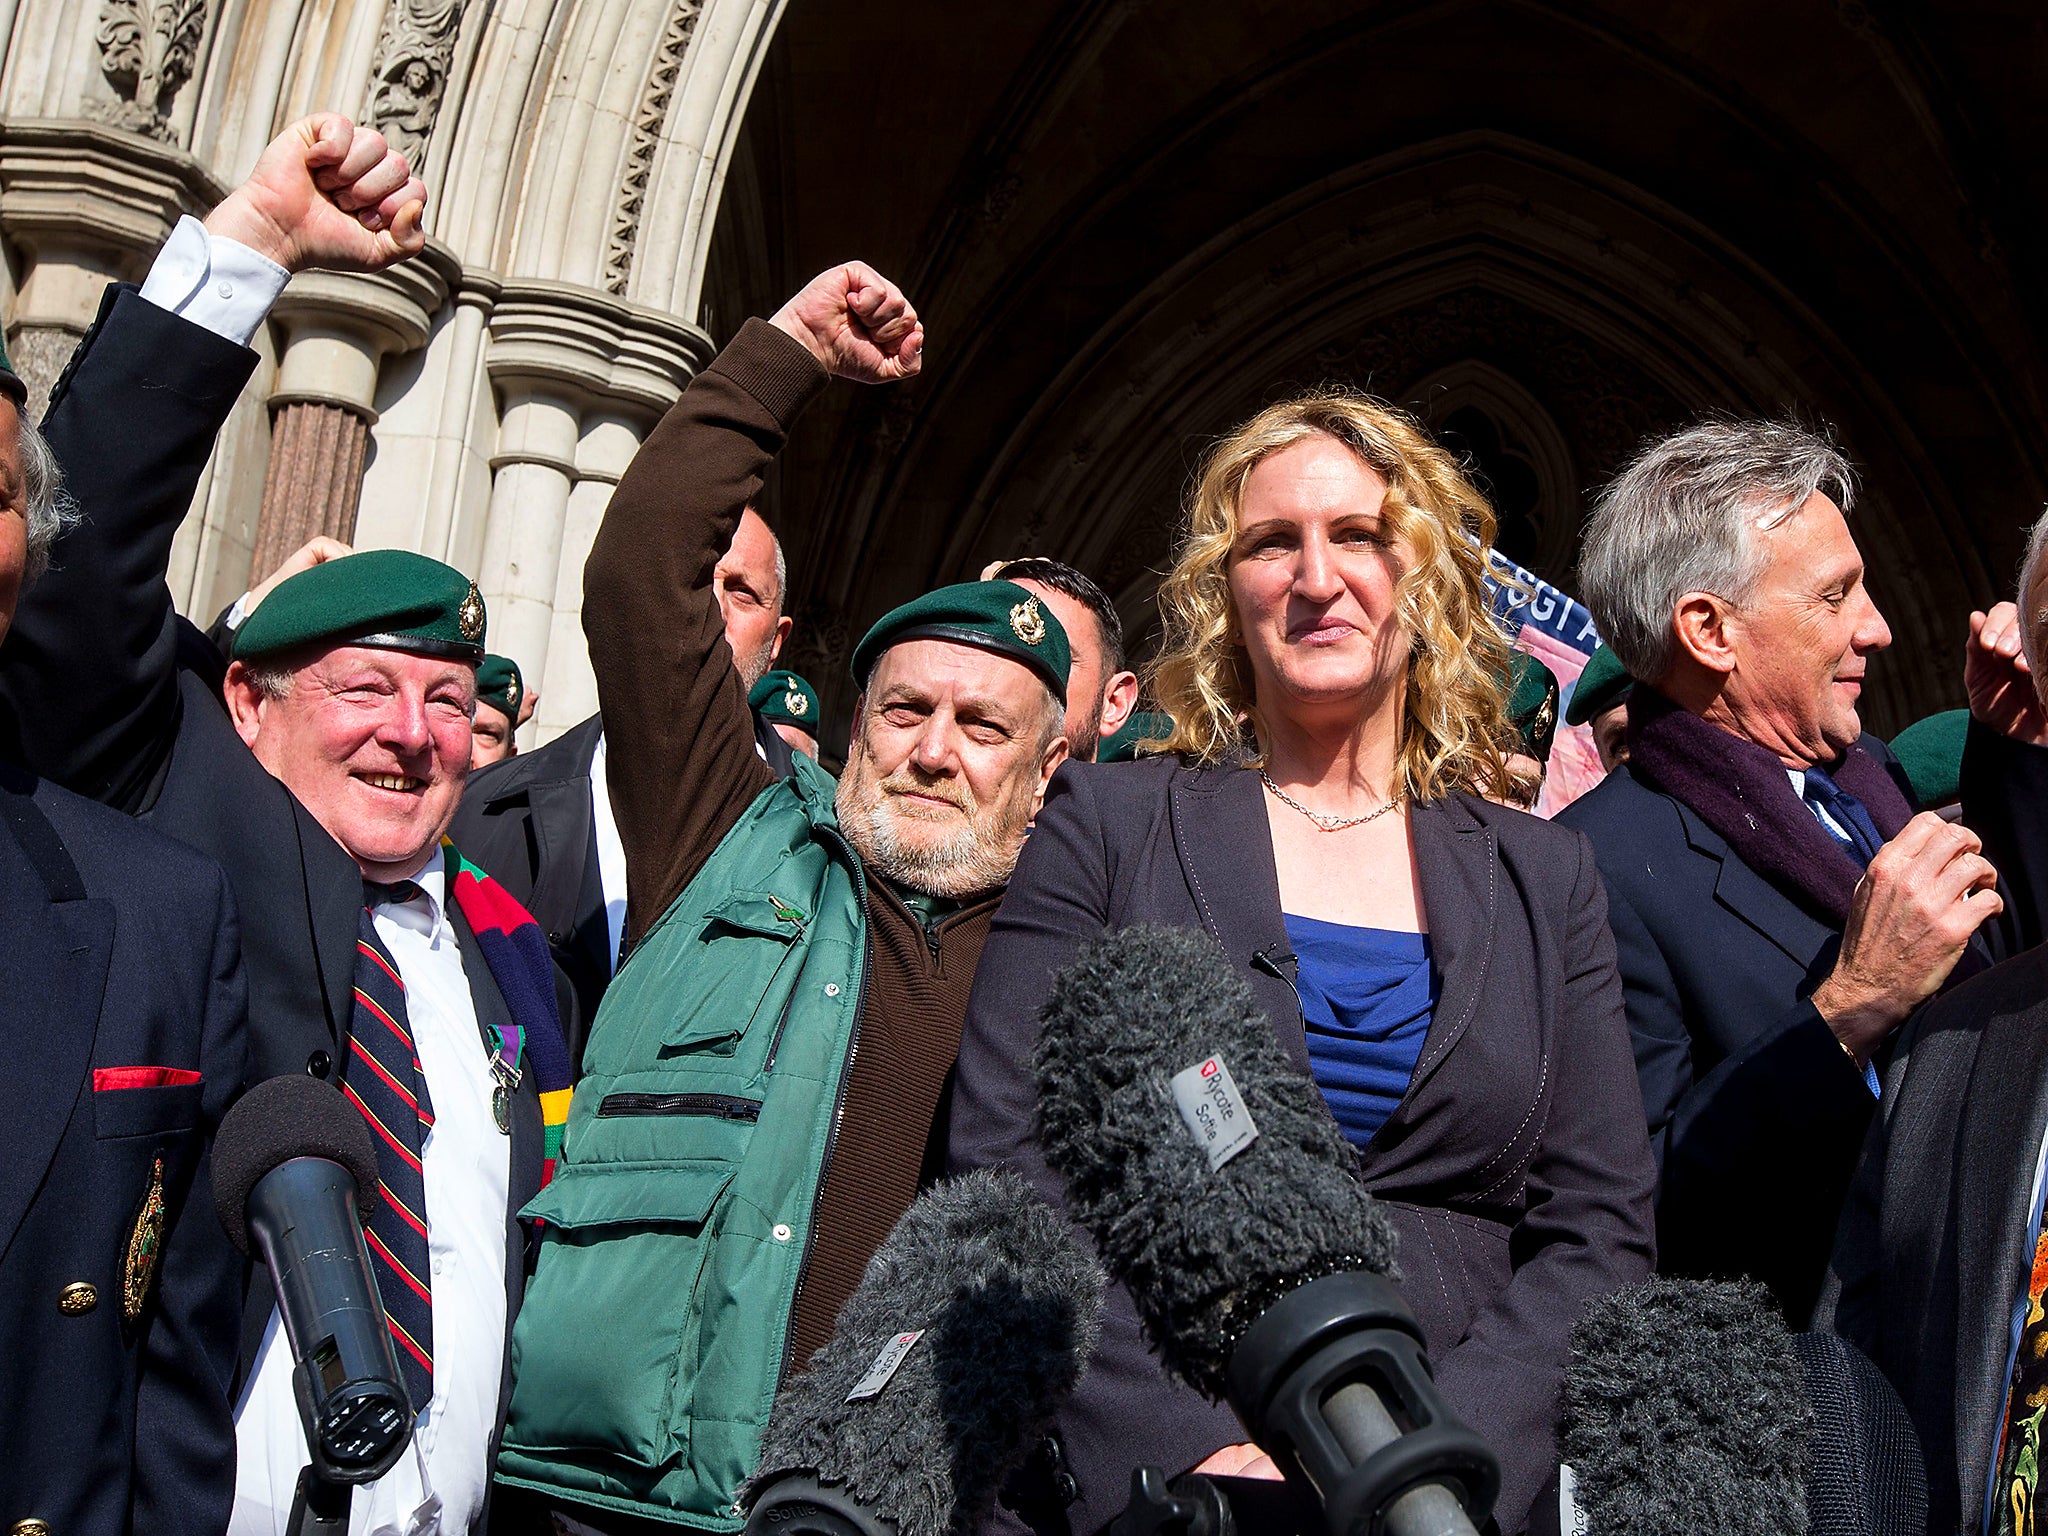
[1283,914,1437,1149]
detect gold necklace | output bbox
[1259,770,1404,832]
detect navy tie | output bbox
[345,881,435,1412]
[1802,766,1885,867]
[1798,776,1887,1097]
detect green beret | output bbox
[749,669,821,731]
[1100,710,1172,763]
[851,579,1070,702]
[1889,708,1968,809]
[233,549,486,665]
[475,654,524,720]
[1505,651,1560,764]
[1564,643,1634,727]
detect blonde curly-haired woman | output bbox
[947,390,1656,1536]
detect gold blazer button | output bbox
[57,1282,97,1315]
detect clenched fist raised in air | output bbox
[204,113,428,275]
[770,262,924,384]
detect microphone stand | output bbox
[288,1467,354,1536]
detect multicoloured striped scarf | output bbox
[441,836,573,1183]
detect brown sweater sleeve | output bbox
[583,316,829,948]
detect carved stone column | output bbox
[255,404,373,566]
[250,243,459,577]
[482,283,711,729]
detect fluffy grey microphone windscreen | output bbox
[749,1168,1105,1536]
[1031,922,1397,1399]
[213,1073,381,1255]
[1562,1276,1811,1535]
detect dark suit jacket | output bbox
[0,285,547,1397]
[1556,746,1996,1322]
[449,713,610,1070]
[948,756,1657,1536]
[0,763,248,1535]
[1816,945,2048,1535]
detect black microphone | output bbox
[1559,1276,1926,1535]
[1033,923,1498,1536]
[215,1073,413,1485]
[742,1167,1106,1536]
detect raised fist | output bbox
[204,114,427,275]
[770,262,924,384]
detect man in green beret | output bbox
[1488,650,1560,811]
[497,262,1073,1530]
[749,666,822,760]
[470,652,533,767]
[1566,641,1635,773]
[0,116,569,1536]
[980,555,1141,759]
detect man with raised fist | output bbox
[0,116,570,1536]
[494,265,1072,1531]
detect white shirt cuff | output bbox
[137,214,290,348]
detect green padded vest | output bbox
[496,753,868,1530]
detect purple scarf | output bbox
[1625,687,1915,926]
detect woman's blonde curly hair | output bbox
[1146,388,1516,802]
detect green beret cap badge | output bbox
[749,669,822,730]
[475,653,525,718]
[1011,595,1048,646]
[459,582,486,643]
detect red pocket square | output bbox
[94,1066,202,1092]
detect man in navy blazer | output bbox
[0,341,249,1533]
[0,115,563,1536]
[1559,419,2005,1322]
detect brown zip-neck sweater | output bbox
[582,317,1001,1374]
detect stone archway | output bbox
[720,2,2048,742]
[1408,361,1577,578]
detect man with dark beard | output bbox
[494,261,1072,1532]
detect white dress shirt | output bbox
[229,868,511,1536]
[587,722,767,975]
[137,214,289,347]
[586,731,628,975]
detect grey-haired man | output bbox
[1558,419,2006,1320]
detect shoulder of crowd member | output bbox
[1904,930,2048,1043]
[1553,761,1662,832]
[708,315,831,422]
[463,722,589,798]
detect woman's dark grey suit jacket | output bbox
[947,754,1658,1536]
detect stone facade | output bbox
[0,0,785,745]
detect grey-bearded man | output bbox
[494,262,1072,1531]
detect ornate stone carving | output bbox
[86,0,212,143]
[367,0,468,174]
[602,0,702,295]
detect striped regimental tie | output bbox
[345,880,436,1412]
